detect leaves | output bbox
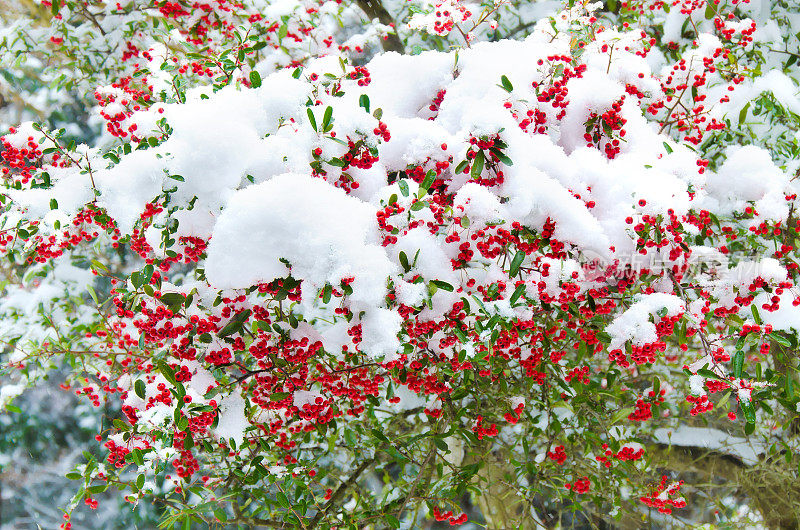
[217,309,252,338]
[499,75,513,92]
[359,94,370,113]
[322,106,333,132]
[134,379,146,399]
[471,150,485,179]
[733,350,744,379]
[307,108,317,131]
[509,250,525,277]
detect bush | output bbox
[1,0,799,527]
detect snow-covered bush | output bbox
[1,0,800,527]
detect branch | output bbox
[355,0,404,54]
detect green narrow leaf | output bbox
[500,75,513,92]
[431,280,454,292]
[509,250,525,276]
[733,350,744,379]
[398,180,409,197]
[471,150,485,179]
[398,251,410,272]
[158,362,177,386]
[773,332,792,348]
[739,102,750,125]
[86,285,99,304]
[135,379,146,399]
[741,399,756,425]
[509,283,526,305]
[217,309,252,337]
[359,94,370,113]
[322,106,333,131]
[307,108,317,131]
[322,284,332,304]
[612,407,636,424]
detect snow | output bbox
[205,173,400,358]
[213,388,249,446]
[605,293,684,349]
[704,145,789,221]
[653,425,764,466]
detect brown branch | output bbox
[355,0,404,54]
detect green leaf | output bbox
[750,304,762,325]
[509,250,525,276]
[612,407,636,424]
[167,174,185,182]
[160,292,185,311]
[399,251,410,273]
[322,106,333,131]
[740,399,756,424]
[113,418,130,431]
[499,75,513,92]
[739,102,750,125]
[431,280,454,292]
[276,492,290,508]
[217,309,252,338]
[50,198,58,210]
[744,420,755,435]
[270,392,290,401]
[471,150,485,179]
[322,284,332,304]
[371,428,389,443]
[662,142,673,154]
[509,283,526,305]
[307,108,317,131]
[359,94,370,113]
[489,147,513,166]
[733,350,744,379]
[773,332,792,348]
[398,179,409,197]
[86,285,99,304]
[135,379,146,399]
[420,170,436,196]
[158,362,177,386]
[697,367,723,380]
[704,1,715,19]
